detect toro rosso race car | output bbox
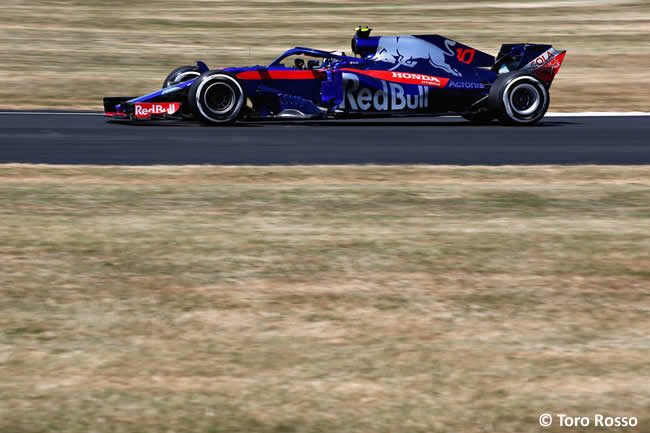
[104,28,566,125]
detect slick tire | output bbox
[162,65,201,89]
[188,71,245,125]
[163,66,201,119]
[488,73,549,125]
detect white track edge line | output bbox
[545,112,650,117]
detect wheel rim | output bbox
[194,74,245,124]
[203,82,236,115]
[509,83,540,116]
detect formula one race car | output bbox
[104,27,566,125]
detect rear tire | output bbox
[488,73,549,125]
[188,71,245,125]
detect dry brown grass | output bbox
[1,0,649,111]
[1,164,649,433]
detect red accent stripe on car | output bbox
[104,112,128,117]
[339,69,450,88]
[236,70,327,80]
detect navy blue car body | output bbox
[104,28,566,125]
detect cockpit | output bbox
[269,47,360,70]
[283,56,322,70]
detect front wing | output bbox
[104,97,183,120]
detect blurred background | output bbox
[1,0,649,111]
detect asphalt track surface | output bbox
[1,112,648,165]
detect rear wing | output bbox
[494,44,567,84]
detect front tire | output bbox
[488,74,549,125]
[163,65,201,89]
[188,71,245,125]
[163,66,201,119]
